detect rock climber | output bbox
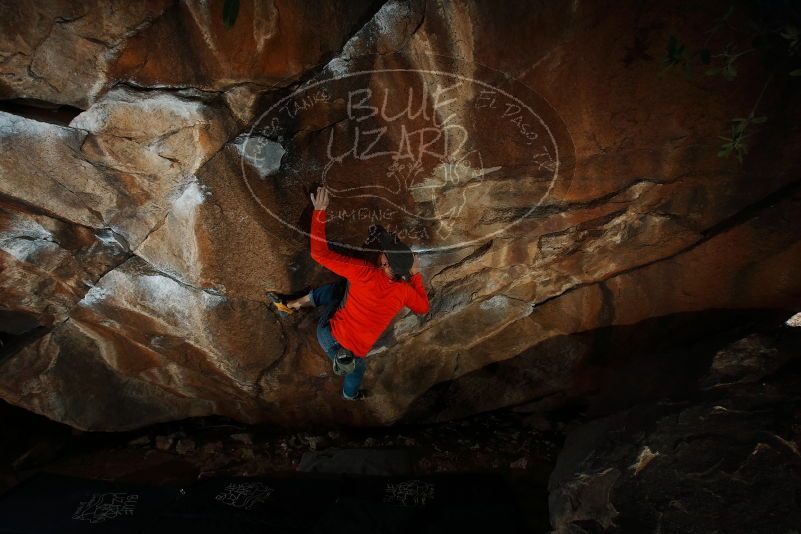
[269,186,430,400]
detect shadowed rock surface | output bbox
[548,325,801,534]
[1,0,800,430]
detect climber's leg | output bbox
[314,280,347,360]
[311,280,365,399]
[283,293,312,310]
[316,317,340,361]
[342,356,367,399]
[309,280,346,309]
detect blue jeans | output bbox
[310,281,367,399]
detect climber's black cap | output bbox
[378,230,414,281]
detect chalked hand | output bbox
[311,186,330,211]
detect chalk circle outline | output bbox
[240,58,567,254]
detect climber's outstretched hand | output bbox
[311,186,330,211]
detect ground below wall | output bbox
[550,323,801,534]
[2,320,799,533]
[0,402,561,532]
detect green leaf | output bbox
[722,63,737,81]
[736,142,748,160]
[722,5,734,22]
[781,26,799,42]
[664,35,687,67]
[718,114,755,163]
[699,48,711,65]
[791,69,801,77]
[705,67,719,77]
[222,0,240,28]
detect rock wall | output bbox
[548,326,801,533]
[1,0,800,430]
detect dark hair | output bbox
[379,251,412,283]
[376,228,413,281]
[393,271,412,283]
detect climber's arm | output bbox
[404,256,430,314]
[309,187,372,280]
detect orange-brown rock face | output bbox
[0,0,799,430]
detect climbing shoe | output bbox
[267,292,295,317]
[332,347,356,376]
[342,389,369,401]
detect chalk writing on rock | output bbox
[215,482,274,510]
[384,480,436,507]
[242,54,573,253]
[72,492,138,523]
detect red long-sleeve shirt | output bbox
[310,209,430,357]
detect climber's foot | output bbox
[342,389,369,401]
[267,292,295,317]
